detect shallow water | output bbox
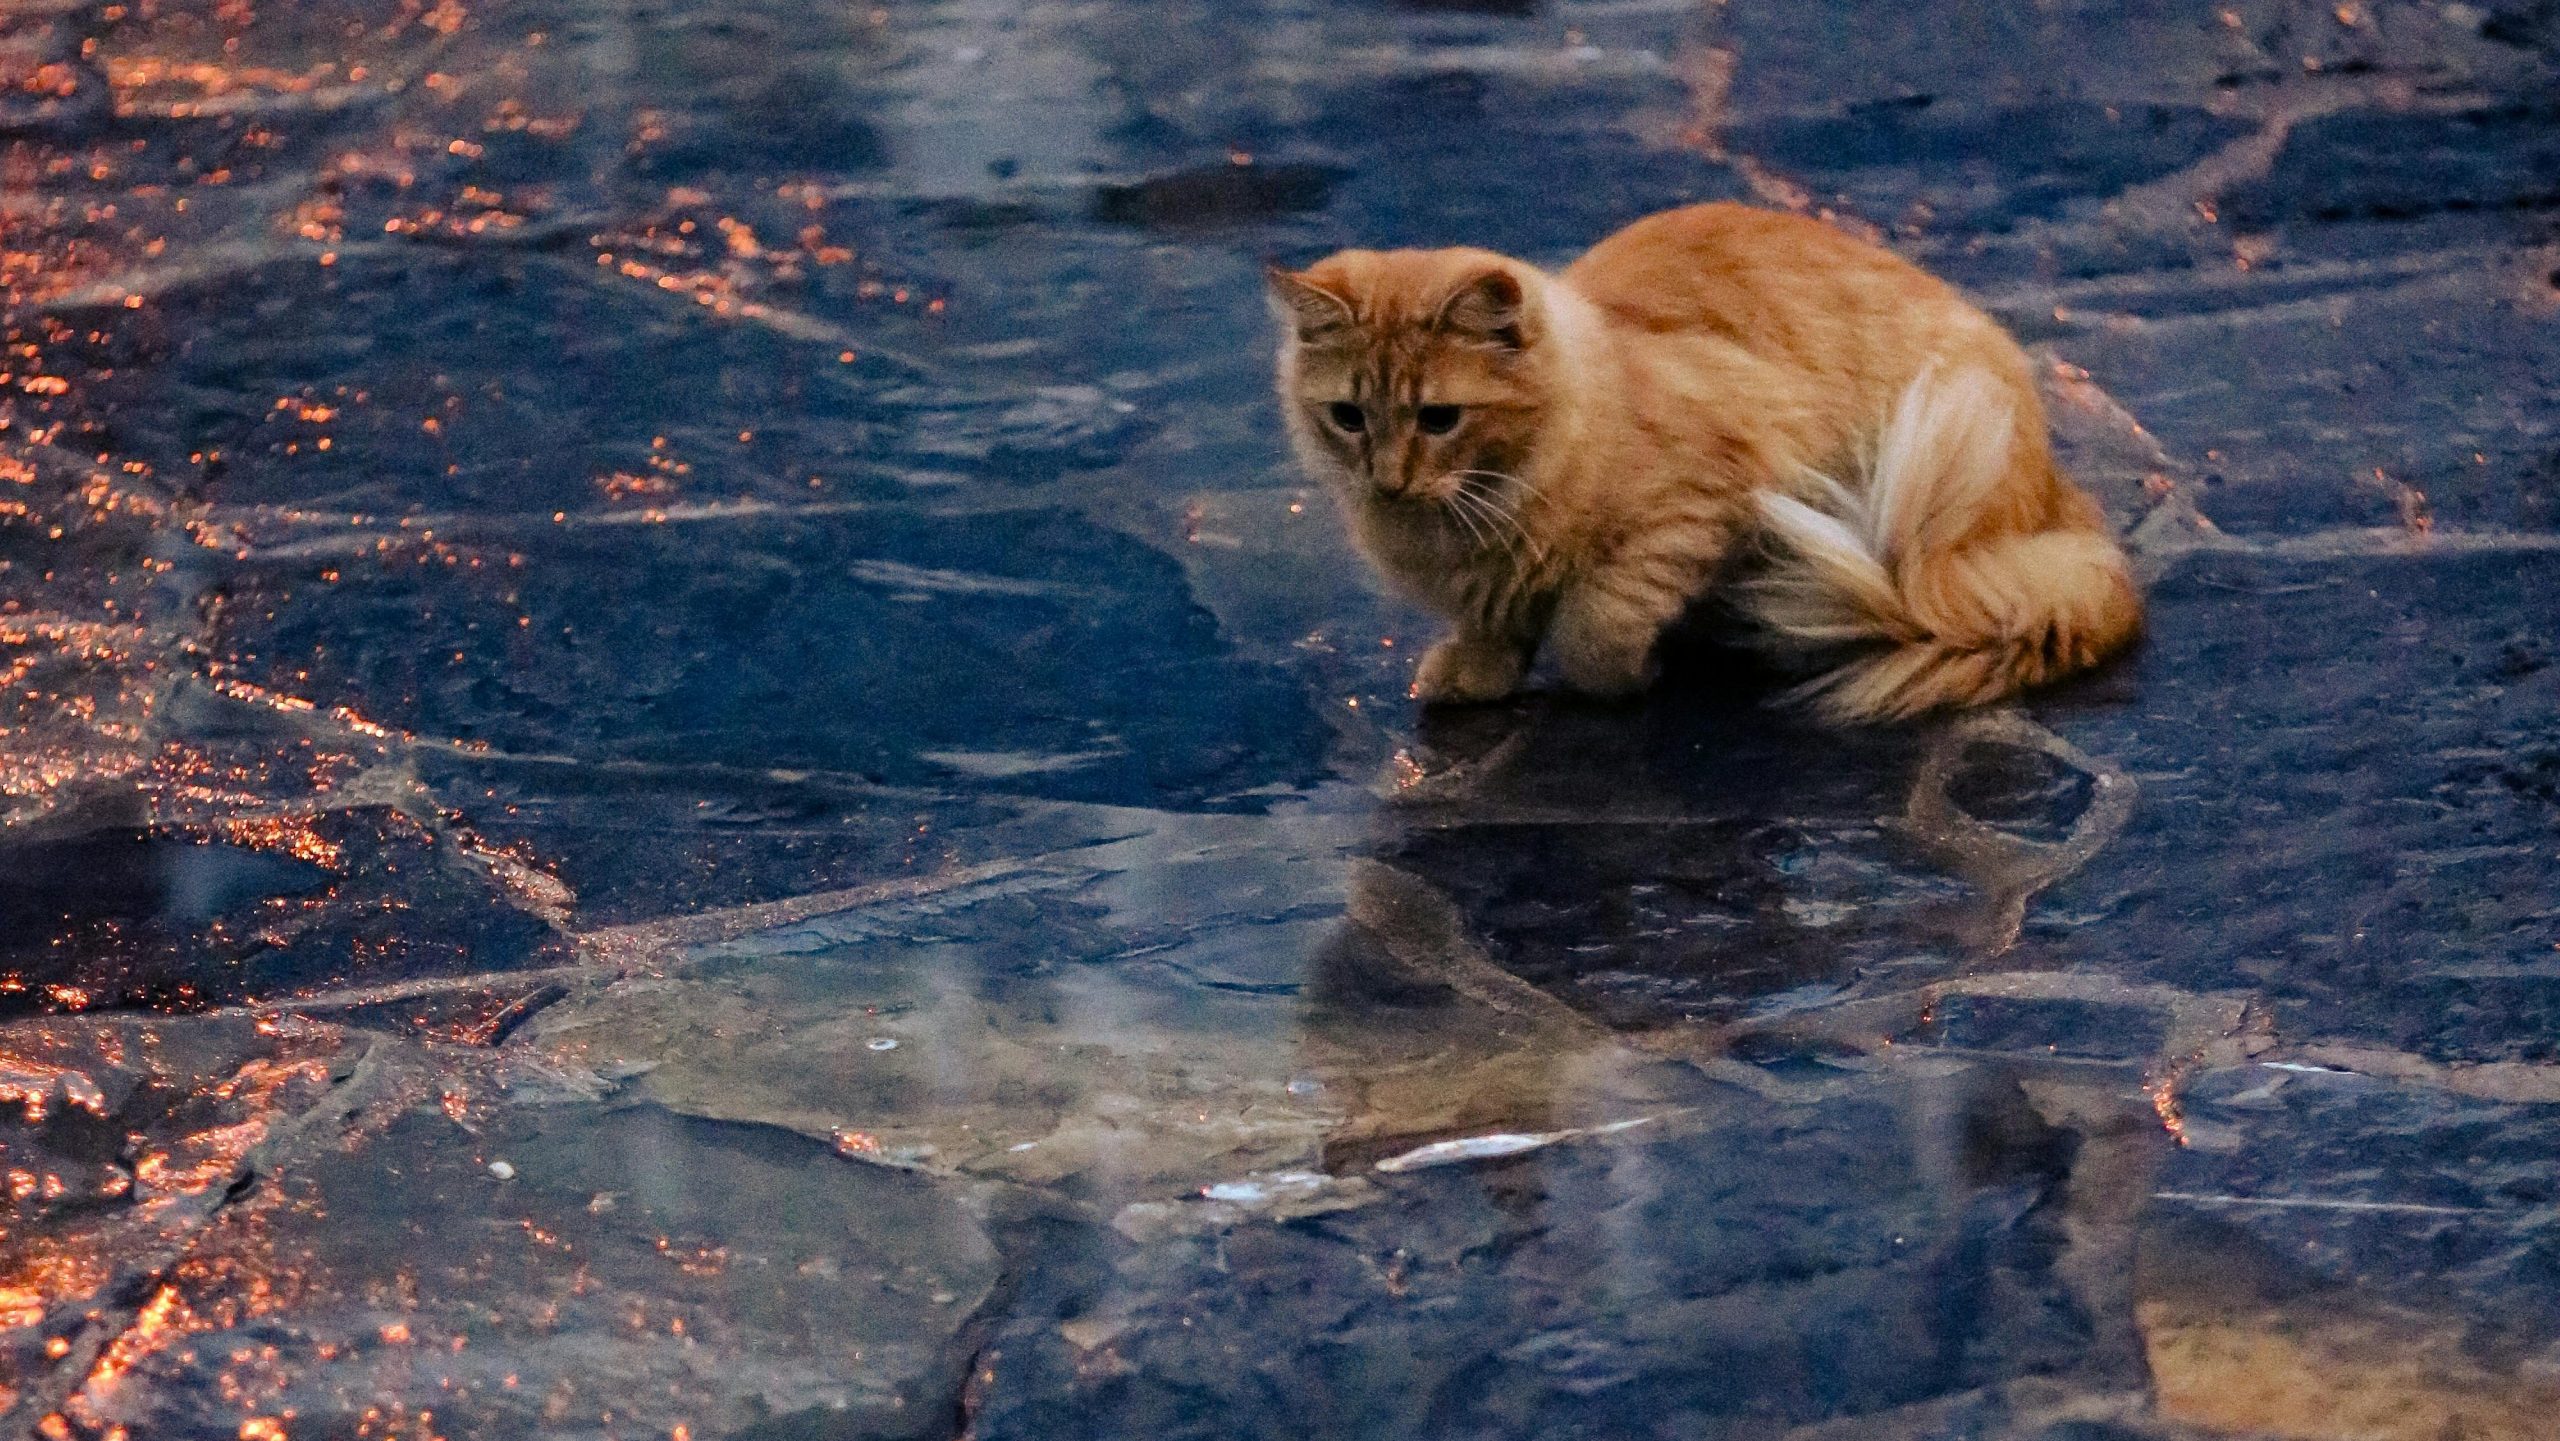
[3,0,2559,1435]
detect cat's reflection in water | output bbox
[1281,686,2171,1389]
[1345,645,1959,1035]
[1284,655,1925,1177]
[1293,636,2138,1163]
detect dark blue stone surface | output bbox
[3,0,2557,1435]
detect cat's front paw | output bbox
[1557,646,1656,698]
[1547,596,1663,698]
[1549,626,1659,698]
[1411,637,1525,705]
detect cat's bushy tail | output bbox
[1741,367,2141,723]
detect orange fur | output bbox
[1268,202,2142,721]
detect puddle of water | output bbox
[4,0,2558,1434]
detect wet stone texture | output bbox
[3,0,2559,1436]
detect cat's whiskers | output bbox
[1454,491,1505,552]
[1448,467,1545,522]
[1439,478,1540,563]
[1489,504,1544,565]
[1436,486,1493,551]
[1445,467,1523,495]
[1442,486,1500,555]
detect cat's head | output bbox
[1266,248,1555,524]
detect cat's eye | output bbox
[1416,405,1464,435]
[1326,402,1366,433]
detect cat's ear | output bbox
[1436,268,1528,350]
[1266,266,1355,341]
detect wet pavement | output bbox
[3,0,2558,1435]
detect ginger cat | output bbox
[1267,202,2141,722]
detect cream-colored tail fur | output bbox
[1742,368,2141,722]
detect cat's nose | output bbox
[1374,449,1422,497]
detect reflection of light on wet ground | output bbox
[0,0,2556,1431]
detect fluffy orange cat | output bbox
[1268,202,2141,721]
